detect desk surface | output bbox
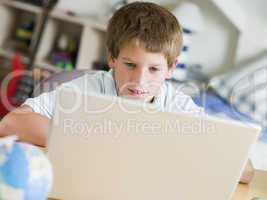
[49,170,267,200]
[232,170,267,200]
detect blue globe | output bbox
[0,136,53,200]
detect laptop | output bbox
[46,88,260,200]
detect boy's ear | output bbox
[107,53,115,69]
[166,59,178,79]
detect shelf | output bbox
[0,0,107,32]
[0,48,30,64]
[1,0,41,14]
[0,0,106,73]
[0,49,66,73]
[35,61,63,73]
[50,10,107,32]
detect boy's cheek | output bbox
[147,81,164,92]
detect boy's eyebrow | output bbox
[122,57,162,66]
[122,57,134,62]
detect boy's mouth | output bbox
[128,88,148,96]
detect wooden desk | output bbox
[49,170,267,200]
[232,170,267,200]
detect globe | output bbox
[0,136,53,200]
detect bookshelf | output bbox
[0,0,107,73]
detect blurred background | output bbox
[0,0,266,170]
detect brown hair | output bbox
[106,1,183,67]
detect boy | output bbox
[0,2,253,183]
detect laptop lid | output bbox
[47,89,260,200]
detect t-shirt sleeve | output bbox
[173,91,204,115]
[21,79,80,119]
[21,89,57,119]
[20,73,101,119]
[164,82,204,115]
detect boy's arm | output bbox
[0,105,50,147]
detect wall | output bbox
[130,0,240,76]
[182,0,239,76]
[235,0,267,65]
[56,0,266,77]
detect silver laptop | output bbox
[46,88,260,200]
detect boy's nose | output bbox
[131,68,146,85]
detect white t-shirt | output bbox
[22,70,203,119]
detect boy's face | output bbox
[108,44,174,102]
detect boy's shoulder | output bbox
[159,81,203,114]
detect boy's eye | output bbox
[125,63,136,68]
[150,67,160,72]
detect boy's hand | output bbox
[239,159,254,184]
[0,105,49,147]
